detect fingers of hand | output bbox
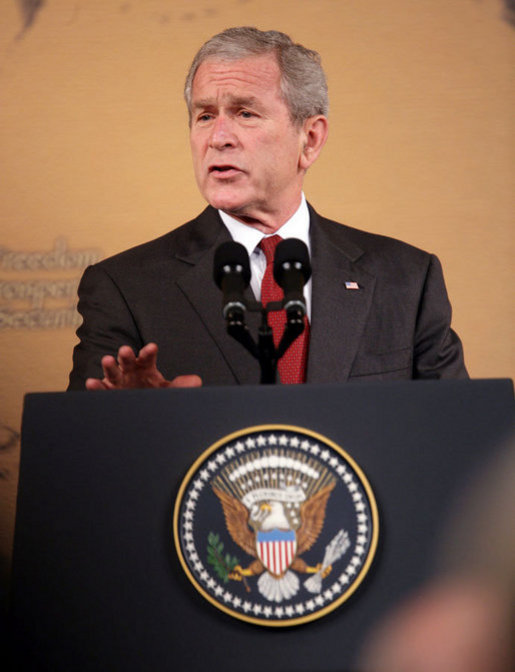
[137,342,159,369]
[115,344,163,387]
[117,346,137,373]
[87,344,199,390]
[85,377,109,390]
[101,355,124,386]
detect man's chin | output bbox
[206,193,247,215]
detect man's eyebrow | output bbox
[191,99,214,110]
[191,96,260,110]
[230,96,259,108]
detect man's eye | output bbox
[239,110,254,119]
[197,113,213,122]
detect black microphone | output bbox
[213,241,251,320]
[273,238,311,319]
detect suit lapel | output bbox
[307,209,376,383]
[174,207,262,385]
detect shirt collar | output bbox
[218,193,311,257]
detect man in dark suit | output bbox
[68,27,466,391]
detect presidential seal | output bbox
[173,425,378,626]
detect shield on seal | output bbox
[256,529,297,576]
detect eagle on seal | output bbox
[212,482,335,602]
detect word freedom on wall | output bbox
[0,238,102,330]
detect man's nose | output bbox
[208,115,237,149]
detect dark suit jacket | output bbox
[68,205,467,389]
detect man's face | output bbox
[189,53,308,229]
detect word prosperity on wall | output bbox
[0,238,102,330]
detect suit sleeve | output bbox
[67,265,144,390]
[413,254,468,379]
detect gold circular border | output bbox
[173,424,379,627]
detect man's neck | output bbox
[219,194,309,248]
[220,197,304,235]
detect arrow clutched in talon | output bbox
[304,529,350,594]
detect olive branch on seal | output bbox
[206,532,240,584]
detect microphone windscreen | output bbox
[273,238,311,286]
[213,241,251,288]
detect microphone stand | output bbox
[224,298,306,384]
[215,238,310,385]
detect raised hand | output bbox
[85,343,202,390]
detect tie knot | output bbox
[259,234,283,264]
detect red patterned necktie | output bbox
[259,235,310,384]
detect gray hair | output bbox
[184,27,328,125]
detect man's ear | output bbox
[299,115,329,171]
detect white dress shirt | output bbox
[218,194,312,320]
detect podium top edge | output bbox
[23,378,514,402]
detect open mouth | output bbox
[209,165,241,175]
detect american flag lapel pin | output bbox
[345,281,360,290]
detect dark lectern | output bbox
[11,380,514,671]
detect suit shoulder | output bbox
[316,213,432,267]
